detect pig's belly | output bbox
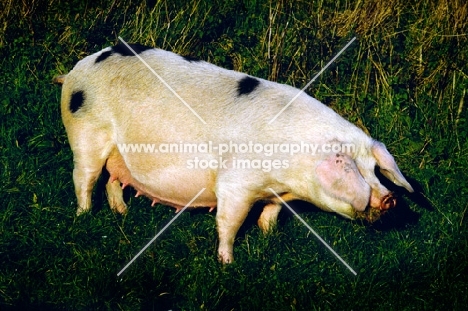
[105,148,217,209]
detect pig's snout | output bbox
[360,192,397,223]
[370,190,396,211]
[380,193,396,211]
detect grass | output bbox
[1,0,467,309]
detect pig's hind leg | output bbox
[103,150,128,214]
[70,130,113,215]
[105,179,128,214]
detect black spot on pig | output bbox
[95,50,113,63]
[237,76,260,96]
[112,43,153,56]
[95,43,153,63]
[69,90,85,113]
[182,55,201,62]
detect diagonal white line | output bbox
[268,37,357,124]
[117,188,206,277]
[118,37,207,124]
[268,188,357,275]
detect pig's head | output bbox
[314,140,414,222]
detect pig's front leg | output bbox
[258,193,298,233]
[215,188,253,264]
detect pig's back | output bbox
[63,44,367,147]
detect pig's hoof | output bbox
[258,219,276,235]
[76,207,90,216]
[218,251,234,264]
[107,196,128,214]
[111,204,128,215]
[380,193,396,211]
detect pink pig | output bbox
[55,43,414,263]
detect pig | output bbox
[55,43,414,264]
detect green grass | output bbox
[1,0,467,310]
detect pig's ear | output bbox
[371,141,414,193]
